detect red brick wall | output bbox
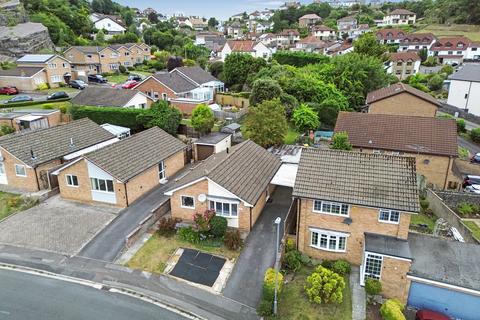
[135,77,176,100]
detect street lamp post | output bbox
[273,217,281,316]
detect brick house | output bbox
[364,83,441,117]
[0,109,61,132]
[52,127,186,207]
[0,118,116,192]
[386,51,421,80]
[164,140,281,233]
[298,14,321,28]
[293,148,419,302]
[382,9,416,26]
[334,112,460,190]
[71,86,154,109]
[134,66,224,114]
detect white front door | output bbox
[361,253,383,285]
[0,162,7,185]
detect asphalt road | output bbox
[0,268,187,320]
[458,135,480,155]
[0,91,78,104]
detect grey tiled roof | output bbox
[71,86,145,107]
[0,118,115,167]
[365,233,412,259]
[449,64,480,83]
[152,72,198,94]
[167,140,281,205]
[293,148,419,212]
[84,127,186,182]
[174,66,219,85]
[0,66,44,77]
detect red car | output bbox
[0,86,19,95]
[121,80,138,89]
[416,310,450,320]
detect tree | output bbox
[244,99,288,147]
[250,79,283,106]
[427,74,445,91]
[191,104,215,134]
[331,131,352,150]
[223,53,267,89]
[95,29,106,45]
[137,101,182,135]
[292,104,320,133]
[418,48,428,62]
[353,33,388,59]
[304,266,346,304]
[208,61,224,78]
[208,17,219,28]
[167,56,184,71]
[148,11,159,23]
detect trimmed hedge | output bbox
[0,97,70,109]
[273,51,330,67]
[70,105,146,131]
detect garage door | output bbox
[196,145,215,161]
[408,281,480,320]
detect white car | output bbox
[465,184,480,194]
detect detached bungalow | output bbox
[53,127,186,207]
[165,140,281,233]
[0,118,116,192]
[71,86,154,109]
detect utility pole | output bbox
[273,217,281,315]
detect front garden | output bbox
[0,192,38,221]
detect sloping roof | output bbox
[0,118,115,167]
[71,86,146,107]
[227,40,256,52]
[16,54,54,63]
[68,46,106,54]
[299,35,326,45]
[174,66,219,85]
[430,36,471,51]
[365,233,412,259]
[400,33,435,45]
[376,28,407,40]
[292,148,419,212]
[389,51,420,61]
[84,127,185,182]
[0,66,44,77]
[151,72,198,93]
[408,232,480,291]
[334,112,458,157]
[299,14,321,20]
[166,140,281,205]
[389,9,415,15]
[366,82,441,107]
[313,25,333,32]
[337,15,356,22]
[449,64,480,83]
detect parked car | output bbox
[0,86,19,95]
[462,175,480,188]
[128,74,142,82]
[416,309,449,320]
[121,80,138,89]
[47,91,69,100]
[471,153,480,164]
[6,95,33,103]
[70,80,87,90]
[465,184,480,194]
[88,74,107,83]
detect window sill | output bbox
[181,206,195,210]
[310,245,346,253]
[378,219,400,225]
[312,210,349,218]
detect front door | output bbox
[361,253,383,285]
[0,162,7,185]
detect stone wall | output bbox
[435,190,480,209]
[0,0,28,27]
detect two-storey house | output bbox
[376,28,407,45]
[298,14,322,28]
[312,25,336,40]
[398,33,436,52]
[428,36,471,65]
[220,40,274,61]
[386,51,421,80]
[382,9,416,26]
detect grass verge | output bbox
[0,191,38,221]
[464,220,480,241]
[105,74,129,84]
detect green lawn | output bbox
[126,233,240,274]
[410,212,437,233]
[464,221,480,241]
[0,94,13,100]
[415,24,480,41]
[271,266,352,320]
[0,192,38,221]
[130,70,153,77]
[7,101,72,111]
[105,74,129,84]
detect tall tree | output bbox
[249,79,283,106]
[353,33,388,60]
[292,104,320,134]
[191,104,215,135]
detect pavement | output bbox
[0,244,259,320]
[0,268,188,320]
[350,266,366,320]
[223,186,293,308]
[0,195,118,255]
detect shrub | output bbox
[210,215,228,238]
[193,210,215,233]
[58,104,68,114]
[457,202,474,216]
[365,278,382,296]
[36,83,49,90]
[0,124,14,136]
[332,259,351,275]
[380,299,406,320]
[224,229,242,250]
[158,217,180,235]
[119,65,127,73]
[456,119,466,133]
[284,250,302,271]
[41,103,55,109]
[257,298,273,316]
[285,238,296,252]
[321,259,334,269]
[420,199,429,211]
[263,267,284,301]
[178,226,200,244]
[470,128,480,143]
[304,266,345,304]
[71,106,146,131]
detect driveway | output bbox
[0,195,118,255]
[223,186,292,308]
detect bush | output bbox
[380,299,405,320]
[304,266,345,304]
[257,298,273,316]
[286,238,296,252]
[321,259,334,269]
[0,124,14,136]
[456,119,466,133]
[71,106,146,131]
[210,215,228,238]
[119,65,127,73]
[178,226,200,244]
[470,128,480,143]
[284,250,302,271]
[224,229,242,250]
[263,268,284,301]
[158,217,180,235]
[193,210,215,233]
[36,83,49,90]
[365,278,382,296]
[332,259,351,275]
[457,202,474,216]
[420,199,429,211]
[41,103,55,109]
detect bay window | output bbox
[90,178,114,193]
[209,200,238,217]
[310,228,348,252]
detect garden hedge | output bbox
[0,98,70,109]
[70,105,146,131]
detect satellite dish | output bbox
[198,194,207,202]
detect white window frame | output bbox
[378,209,400,224]
[48,63,57,69]
[209,199,238,217]
[181,195,195,209]
[0,162,6,175]
[362,253,383,284]
[313,200,350,217]
[65,174,79,187]
[15,164,26,177]
[159,161,166,181]
[309,228,348,253]
[51,75,62,83]
[90,178,114,193]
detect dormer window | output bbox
[458,42,464,48]
[445,42,452,47]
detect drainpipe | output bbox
[33,167,41,191]
[443,156,452,190]
[296,198,301,250]
[124,183,129,207]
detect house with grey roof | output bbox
[447,64,480,116]
[293,148,419,303]
[0,118,117,192]
[0,108,61,132]
[71,86,154,109]
[164,140,281,233]
[134,66,224,114]
[193,132,232,161]
[52,127,186,207]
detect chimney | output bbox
[30,149,37,161]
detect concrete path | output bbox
[223,186,292,308]
[350,266,366,320]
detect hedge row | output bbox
[70,105,146,131]
[0,97,70,109]
[272,51,330,68]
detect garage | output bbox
[193,132,231,161]
[408,233,480,320]
[196,144,215,161]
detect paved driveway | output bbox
[223,186,292,307]
[0,195,118,255]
